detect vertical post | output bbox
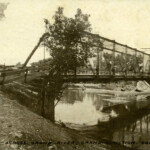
[96,41,103,77]
[96,46,99,76]
[125,45,128,77]
[112,41,115,76]
[74,43,77,78]
[1,72,6,85]
[85,44,88,75]
[99,43,103,75]
[43,46,45,71]
[149,55,150,75]
[142,52,145,75]
[24,69,28,83]
[135,49,137,76]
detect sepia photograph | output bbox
[0,0,150,150]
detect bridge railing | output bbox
[0,69,26,84]
[75,32,150,77]
[0,67,41,84]
[0,66,51,85]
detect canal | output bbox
[55,86,150,150]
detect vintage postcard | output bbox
[0,0,150,150]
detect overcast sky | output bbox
[0,0,150,65]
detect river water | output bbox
[55,87,150,150]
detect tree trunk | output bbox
[48,96,55,122]
[41,79,46,116]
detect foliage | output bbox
[43,7,93,73]
[31,58,52,68]
[103,52,144,73]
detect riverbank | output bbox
[0,90,103,150]
[68,80,150,91]
[1,79,148,150]
[0,89,134,150]
[68,80,150,96]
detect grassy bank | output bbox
[0,81,135,150]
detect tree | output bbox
[40,7,93,120]
[43,7,93,74]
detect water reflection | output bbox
[56,88,150,125]
[56,88,136,124]
[111,113,150,150]
[60,88,84,104]
[55,91,110,125]
[55,87,150,150]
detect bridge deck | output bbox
[63,74,150,82]
[0,68,150,85]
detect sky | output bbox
[0,0,150,65]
